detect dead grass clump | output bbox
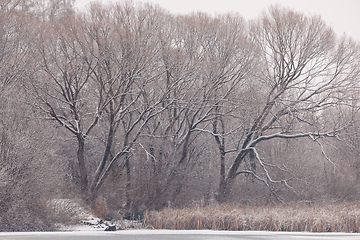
[93,196,108,219]
[46,198,93,226]
[143,202,360,232]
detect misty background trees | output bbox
[1,0,360,230]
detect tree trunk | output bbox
[125,153,131,210]
[90,113,115,193]
[213,118,227,203]
[77,134,88,201]
[227,150,248,183]
[148,147,168,210]
[218,151,227,203]
[221,150,249,201]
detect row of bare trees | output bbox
[0,0,70,230]
[1,0,360,225]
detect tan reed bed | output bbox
[142,203,360,232]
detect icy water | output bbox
[2,230,360,240]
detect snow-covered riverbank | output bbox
[2,229,360,240]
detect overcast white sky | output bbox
[74,0,360,41]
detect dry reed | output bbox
[142,203,360,232]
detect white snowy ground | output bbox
[2,229,360,240]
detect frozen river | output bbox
[2,230,360,240]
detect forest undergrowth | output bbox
[142,203,360,232]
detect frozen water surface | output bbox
[1,230,360,240]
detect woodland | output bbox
[1,0,360,231]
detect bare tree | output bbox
[221,6,360,201]
[32,13,98,199]
[19,0,75,21]
[138,12,254,208]
[31,2,172,209]
[84,2,169,202]
[0,2,59,230]
[0,0,31,93]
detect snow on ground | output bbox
[2,229,360,240]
